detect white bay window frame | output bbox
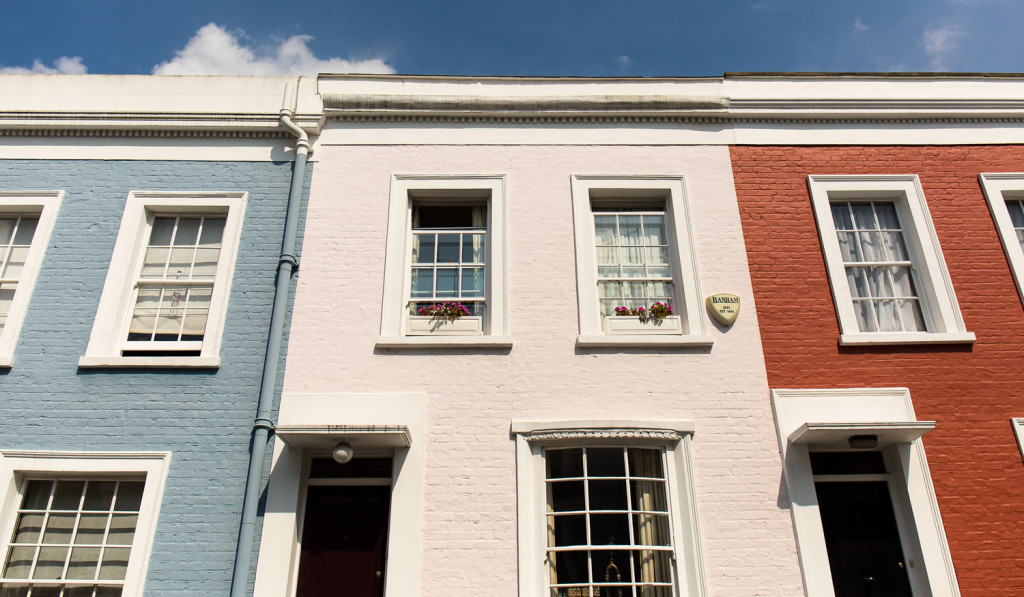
[0,192,62,368]
[808,175,974,346]
[512,419,708,597]
[78,192,246,368]
[979,173,1024,306]
[571,176,710,348]
[0,450,170,597]
[377,175,510,348]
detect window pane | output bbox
[462,234,485,263]
[410,269,434,297]
[52,483,84,511]
[632,549,673,584]
[167,247,194,278]
[874,203,900,229]
[890,267,917,297]
[900,300,926,332]
[139,247,169,279]
[876,299,901,332]
[645,247,669,265]
[461,268,484,298]
[147,218,174,245]
[172,218,200,246]
[436,234,459,263]
[846,268,870,298]
[1007,200,1024,228]
[107,514,137,546]
[586,449,625,477]
[83,483,116,512]
[588,480,627,511]
[628,449,663,479]
[4,546,35,578]
[595,248,617,266]
[867,267,892,298]
[547,449,583,479]
[411,234,435,264]
[552,515,587,547]
[198,217,225,245]
[633,514,671,546]
[630,481,668,513]
[66,547,100,580]
[590,549,632,583]
[0,220,15,245]
[3,248,28,279]
[836,231,860,262]
[74,514,107,545]
[548,481,585,512]
[858,231,883,262]
[98,548,129,581]
[113,483,144,512]
[618,216,641,245]
[42,514,74,545]
[12,514,42,544]
[551,550,589,584]
[643,216,666,245]
[881,231,908,261]
[851,203,876,229]
[191,248,220,279]
[31,546,67,579]
[435,268,457,297]
[23,482,52,511]
[831,204,854,230]
[594,216,616,245]
[12,219,37,246]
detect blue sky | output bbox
[1,0,1022,76]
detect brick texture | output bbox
[730,144,1024,595]
[0,159,307,595]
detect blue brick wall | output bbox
[0,159,309,595]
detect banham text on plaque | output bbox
[706,293,740,325]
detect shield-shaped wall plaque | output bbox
[706,293,740,326]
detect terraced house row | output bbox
[0,72,1021,597]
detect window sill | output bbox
[375,335,513,349]
[77,355,221,369]
[838,331,976,346]
[0,354,12,369]
[576,334,714,348]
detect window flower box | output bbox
[407,315,483,336]
[603,315,682,335]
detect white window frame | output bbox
[0,450,171,597]
[253,392,426,597]
[0,192,62,368]
[511,419,708,597]
[377,175,510,348]
[78,192,246,368]
[979,173,1024,306]
[570,176,711,348]
[1012,418,1024,465]
[770,388,960,597]
[808,175,974,346]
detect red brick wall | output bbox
[731,145,1024,594]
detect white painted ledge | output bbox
[0,354,13,368]
[77,356,221,369]
[375,335,513,349]
[838,331,976,346]
[576,334,714,348]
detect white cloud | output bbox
[922,24,966,70]
[0,56,87,74]
[152,23,394,76]
[615,55,632,70]
[853,17,869,32]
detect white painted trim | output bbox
[807,174,971,343]
[0,192,62,367]
[375,334,513,349]
[570,175,708,347]
[511,419,707,597]
[1012,418,1024,464]
[979,173,1024,307]
[770,388,960,597]
[0,450,171,597]
[254,393,426,597]
[576,334,714,348]
[0,140,317,162]
[379,175,509,340]
[79,192,246,367]
[838,331,976,346]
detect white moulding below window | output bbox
[603,315,682,335]
[406,315,483,336]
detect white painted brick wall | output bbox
[284,145,804,596]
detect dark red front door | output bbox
[295,484,391,597]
